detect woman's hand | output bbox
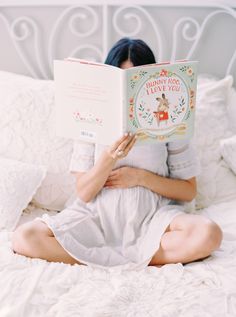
[104,166,139,189]
[106,132,137,160]
[74,132,137,202]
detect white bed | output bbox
[0,1,236,316]
[0,199,236,316]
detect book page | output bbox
[54,60,122,145]
[124,61,198,144]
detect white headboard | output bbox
[0,1,236,85]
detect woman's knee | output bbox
[193,219,223,255]
[201,220,223,250]
[12,221,46,257]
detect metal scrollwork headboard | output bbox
[0,2,235,85]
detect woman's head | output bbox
[104,38,156,69]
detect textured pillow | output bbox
[226,85,236,134]
[0,71,75,211]
[0,157,46,231]
[220,135,236,175]
[193,75,236,209]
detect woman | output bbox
[12,38,223,269]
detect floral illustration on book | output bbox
[73,111,103,126]
[129,67,195,141]
[179,65,195,83]
[130,70,148,89]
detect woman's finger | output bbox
[107,175,117,181]
[104,182,111,186]
[119,133,134,149]
[107,132,135,160]
[109,132,129,152]
[114,134,135,158]
[108,170,117,176]
[105,181,119,187]
[124,135,137,154]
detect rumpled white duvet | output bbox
[0,199,236,317]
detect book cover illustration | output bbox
[127,62,197,143]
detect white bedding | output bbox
[0,200,236,317]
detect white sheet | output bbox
[0,200,236,317]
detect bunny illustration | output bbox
[153,93,169,126]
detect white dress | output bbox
[36,139,201,270]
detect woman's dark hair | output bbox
[104,37,156,67]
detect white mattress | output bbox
[0,200,236,317]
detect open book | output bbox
[54,58,198,145]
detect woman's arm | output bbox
[74,152,117,203]
[104,167,197,202]
[74,134,137,203]
[137,169,197,202]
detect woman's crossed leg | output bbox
[149,213,223,266]
[12,220,84,265]
[12,213,223,267]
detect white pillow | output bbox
[0,157,46,231]
[193,74,236,208]
[0,71,75,211]
[226,85,236,134]
[220,135,236,175]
